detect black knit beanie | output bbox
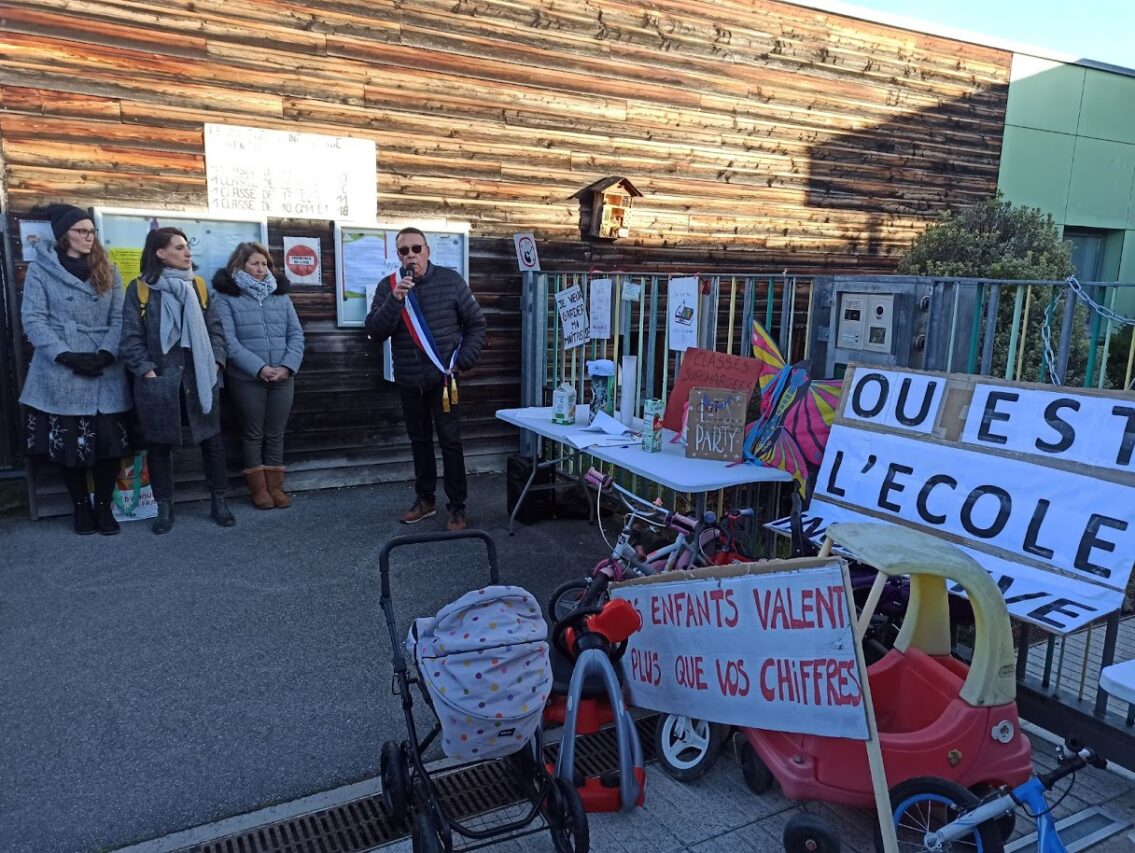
[42,204,91,240]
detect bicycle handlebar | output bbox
[1038,740,1107,790]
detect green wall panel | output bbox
[1005,55,1085,135]
[1066,138,1135,228]
[1079,70,1135,145]
[997,125,1074,220]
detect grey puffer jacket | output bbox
[365,262,487,390]
[18,242,131,416]
[119,281,226,445]
[211,269,305,381]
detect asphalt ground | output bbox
[0,473,608,853]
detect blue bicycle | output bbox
[884,739,1108,852]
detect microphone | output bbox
[400,264,413,281]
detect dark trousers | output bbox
[147,434,228,502]
[227,375,295,469]
[59,459,119,505]
[399,385,466,510]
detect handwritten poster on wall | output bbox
[205,124,377,221]
[662,348,762,432]
[612,559,868,739]
[589,278,613,340]
[770,365,1135,634]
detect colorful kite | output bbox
[743,321,843,496]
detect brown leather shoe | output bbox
[446,508,468,531]
[401,499,436,524]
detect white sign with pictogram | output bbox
[513,232,541,272]
[282,236,322,284]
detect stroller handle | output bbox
[379,529,500,601]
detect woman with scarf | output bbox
[119,227,234,534]
[19,204,132,535]
[212,242,304,509]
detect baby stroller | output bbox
[378,530,589,852]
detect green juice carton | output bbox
[642,398,664,452]
[552,382,577,425]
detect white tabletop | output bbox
[1100,659,1135,705]
[496,407,792,493]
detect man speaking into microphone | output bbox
[366,227,487,530]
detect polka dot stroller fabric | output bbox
[406,585,552,762]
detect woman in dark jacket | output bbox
[212,242,304,509]
[119,227,234,534]
[19,204,131,535]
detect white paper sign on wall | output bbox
[513,232,541,272]
[667,276,699,352]
[589,278,613,340]
[282,236,322,285]
[555,285,589,349]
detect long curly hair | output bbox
[55,229,116,294]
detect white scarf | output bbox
[148,268,217,414]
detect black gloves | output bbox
[55,350,114,377]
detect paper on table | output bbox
[583,411,630,435]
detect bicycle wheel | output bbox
[880,777,1005,853]
[548,577,607,622]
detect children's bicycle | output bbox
[883,738,1108,852]
[547,468,752,781]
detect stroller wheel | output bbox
[738,738,775,794]
[380,740,409,821]
[783,813,841,852]
[655,714,727,782]
[412,808,447,853]
[546,776,589,853]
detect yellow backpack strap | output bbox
[193,275,209,309]
[130,276,207,318]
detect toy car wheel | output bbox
[738,738,775,794]
[411,808,446,853]
[783,813,841,852]
[380,740,409,821]
[969,783,1016,841]
[654,714,727,782]
[881,777,1005,853]
[549,578,603,622]
[546,776,590,853]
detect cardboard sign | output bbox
[685,387,748,461]
[663,348,762,432]
[770,365,1135,634]
[554,285,589,349]
[612,558,869,740]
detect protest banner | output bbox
[662,348,762,431]
[685,387,748,462]
[768,365,1135,634]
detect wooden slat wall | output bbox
[0,0,1011,501]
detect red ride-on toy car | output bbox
[737,523,1032,832]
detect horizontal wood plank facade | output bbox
[0,0,1011,498]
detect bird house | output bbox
[573,177,642,240]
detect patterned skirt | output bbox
[24,407,132,468]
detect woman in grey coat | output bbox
[119,227,234,534]
[213,242,304,509]
[19,204,131,535]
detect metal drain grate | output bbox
[183,717,657,853]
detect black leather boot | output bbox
[210,493,236,527]
[72,498,96,535]
[94,499,120,536]
[153,501,174,535]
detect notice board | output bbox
[93,208,267,287]
[768,365,1135,634]
[336,223,468,328]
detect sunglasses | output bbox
[397,244,424,256]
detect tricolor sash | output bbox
[400,281,462,411]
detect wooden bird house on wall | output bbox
[573,177,642,240]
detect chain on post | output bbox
[1041,277,1135,386]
